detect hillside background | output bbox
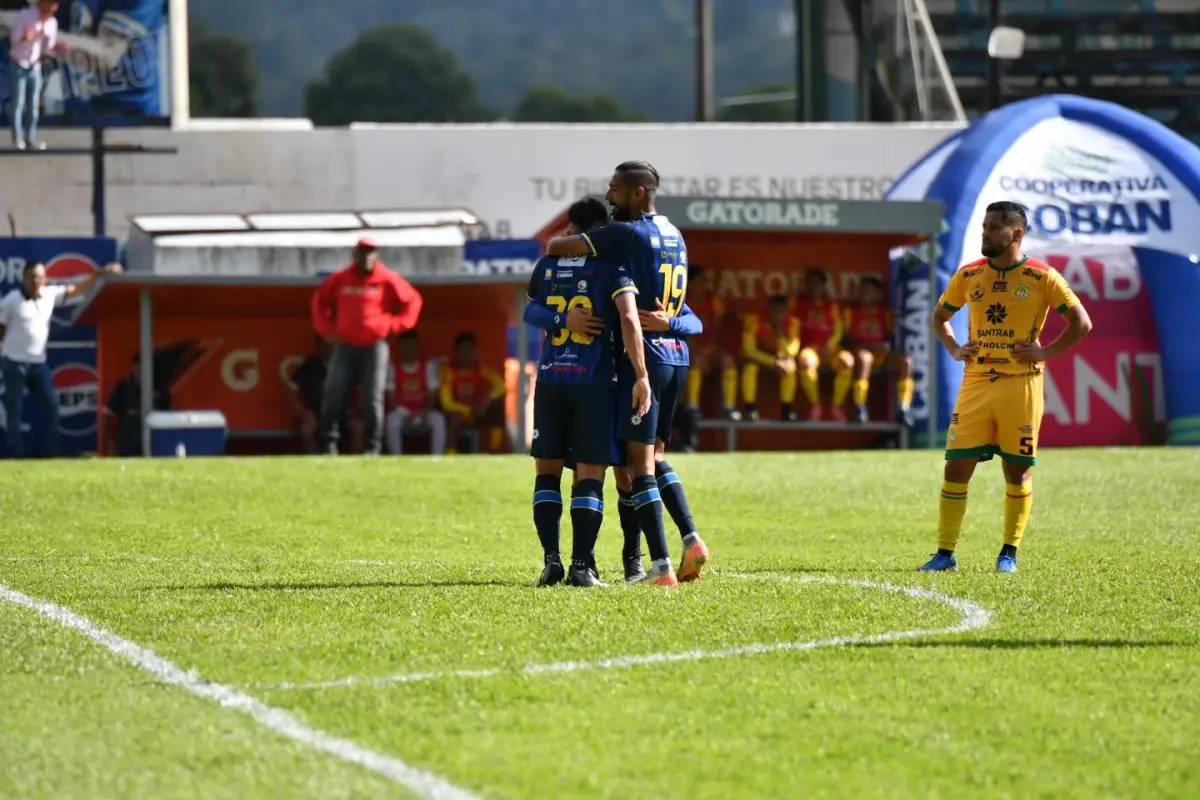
[191,0,799,121]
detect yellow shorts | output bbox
[800,347,852,369]
[946,373,1043,466]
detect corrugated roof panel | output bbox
[359,209,479,228]
[244,212,363,230]
[152,227,466,249]
[131,214,251,233]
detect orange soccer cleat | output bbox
[676,535,710,583]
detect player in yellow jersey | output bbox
[919,201,1092,573]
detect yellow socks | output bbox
[937,481,969,552]
[852,378,870,406]
[1003,482,1033,547]
[721,367,738,409]
[780,371,798,404]
[741,363,760,405]
[832,369,852,406]
[685,368,702,407]
[898,377,915,410]
[799,368,819,404]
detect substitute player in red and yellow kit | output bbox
[794,268,855,421]
[843,276,915,424]
[740,295,801,421]
[439,332,508,454]
[682,266,738,425]
[920,201,1092,574]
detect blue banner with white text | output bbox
[0,0,170,128]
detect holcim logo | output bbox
[53,362,99,436]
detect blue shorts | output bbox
[531,383,619,466]
[618,361,689,446]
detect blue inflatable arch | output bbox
[888,94,1200,446]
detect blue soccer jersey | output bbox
[527,254,637,385]
[579,214,690,367]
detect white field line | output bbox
[263,573,993,693]
[0,556,398,567]
[0,583,478,800]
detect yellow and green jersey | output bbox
[939,256,1079,377]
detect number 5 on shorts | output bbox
[1019,436,1034,456]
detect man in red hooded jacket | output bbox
[311,238,423,454]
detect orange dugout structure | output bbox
[73,273,531,456]
[536,196,943,452]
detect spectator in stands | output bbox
[289,334,363,455]
[384,329,446,455]
[844,276,915,425]
[311,238,423,455]
[103,352,171,457]
[439,332,507,454]
[7,0,65,151]
[740,295,801,421]
[0,260,119,457]
[794,268,855,421]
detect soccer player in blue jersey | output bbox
[546,161,710,586]
[523,197,652,587]
[555,300,704,584]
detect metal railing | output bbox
[873,0,969,122]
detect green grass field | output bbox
[2,449,1198,799]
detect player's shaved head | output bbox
[608,161,660,220]
[614,161,660,194]
[986,201,1028,230]
[567,197,609,233]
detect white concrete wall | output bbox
[0,123,962,242]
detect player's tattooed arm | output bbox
[1014,304,1093,362]
[545,236,591,256]
[614,293,652,416]
[930,306,978,362]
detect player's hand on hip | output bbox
[567,308,604,336]
[637,299,672,332]
[953,340,980,361]
[1012,340,1045,361]
[632,376,652,417]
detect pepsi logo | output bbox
[45,253,98,326]
[52,362,99,436]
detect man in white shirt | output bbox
[7,0,66,150]
[0,259,120,457]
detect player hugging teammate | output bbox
[525,161,711,587]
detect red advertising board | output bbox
[1036,248,1165,446]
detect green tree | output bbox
[512,85,645,123]
[188,22,260,118]
[304,24,493,124]
[716,83,796,122]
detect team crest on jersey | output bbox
[969,284,985,302]
[1013,284,1030,300]
[577,280,587,292]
